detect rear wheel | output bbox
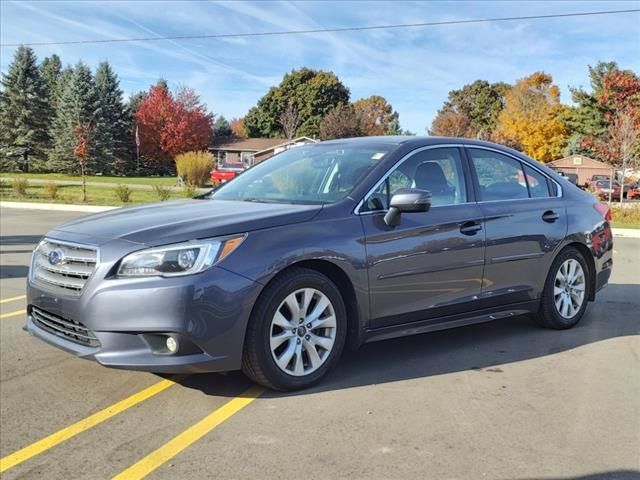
[536,247,590,329]
[242,267,347,391]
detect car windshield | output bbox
[212,143,392,204]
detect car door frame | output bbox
[355,143,488,332]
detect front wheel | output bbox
[535,247,590,330]
[242,267,347,391]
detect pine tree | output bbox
[49,62,100,173]
[0,46,50,171]
[93,61,131,174]
[40,55,62,111]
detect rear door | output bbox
[360,146,486,329]
[466,147,567,307]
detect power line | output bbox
[2,9,639,47]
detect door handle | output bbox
[460,221,482,235]
[542,210,560,223]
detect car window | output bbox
[362,147,467,211]
[213,144,392,204]
[468,148,529,201]
[523,164,551,198]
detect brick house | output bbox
[209,136,317,171]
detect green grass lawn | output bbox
[0,182,189,206]
[0,172,185,186]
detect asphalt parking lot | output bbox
[1,207,638,480]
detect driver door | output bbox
[360,147,486,329]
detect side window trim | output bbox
[354,144,466,214]
[463,146,562,203]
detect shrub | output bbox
[153,184,172,201]
[12,178,28,197]
[183,183,198,198]
[175,151,212,187]
[43,181,59,200]
[115,184,132,203]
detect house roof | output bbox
[210,137,289,152]
[550,155,610,169]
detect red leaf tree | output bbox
[135,83,213,171]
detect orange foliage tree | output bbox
[494,72,569,162]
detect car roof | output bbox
[318,135,519,150]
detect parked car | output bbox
[25,137,613,391]
[626,181,640,200]
[586,174,611,189]
[593,180,622,200]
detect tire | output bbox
[535,246,590,330]
[242,267,347,391]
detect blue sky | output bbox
[1,0,639,133]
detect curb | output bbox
[612,228,640,238]
[0,201,118,213]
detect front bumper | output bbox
[26,265,263,373]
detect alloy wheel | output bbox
[269,288,337,376]
[553,259,586,319]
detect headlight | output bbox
[116,235,246,278]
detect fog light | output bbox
[166,335,178,353]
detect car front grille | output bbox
[32,239,98,295]
[31,307,100,347]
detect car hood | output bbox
[49,199,322,246]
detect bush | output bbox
[43,181,59,200]
[175,151,212,187]
[183,183,198,198]
[12,178,28,197]
[153,184,172,201]
[115,184,132,203]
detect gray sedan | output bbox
[26,137,613,390]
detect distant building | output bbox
[549,154,613,187]
[209,136,317,170]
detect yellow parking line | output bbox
[0,295,26,304]
[113,385,265,480]
[0,375,187,473]
[0,309,26,320]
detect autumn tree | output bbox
[229,117,247,138]
[319,104,363,140]
[429,110,471,137]
[352,96,398,136]
[494,72,568,162]
[244,68,350,138]
[135,82,213,173]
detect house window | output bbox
[217,151,227,168]
[241,152,254,168]
[573,156,582,165]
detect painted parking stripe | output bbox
[0,309,26,320]
[0,295,26,304]
[113,385,265,480]
[0,375,187,473]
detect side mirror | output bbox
[384,188,431,226]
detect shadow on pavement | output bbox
[178,283,639,398]
[0,265,29,279]
[0,235,42,246]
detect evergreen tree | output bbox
[214,115,232,136]
[49,62,100,173]
[0,46,50,171]
[40,54,62,111]
[93,61,131,174]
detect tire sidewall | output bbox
[249,270,347,390]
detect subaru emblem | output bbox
[48,248,65,266]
